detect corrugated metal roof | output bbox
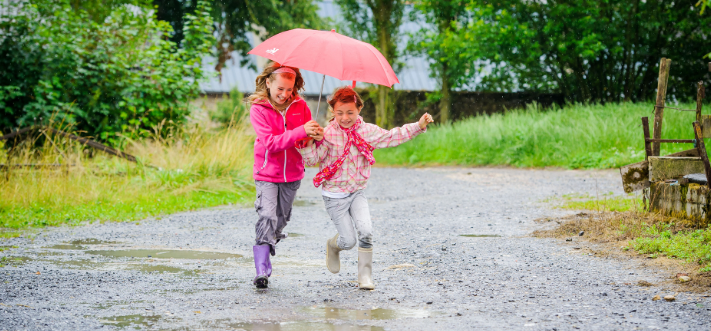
[199,0,438,95]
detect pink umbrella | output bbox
[248,28,399,116]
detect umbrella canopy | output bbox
[248,29,399,87]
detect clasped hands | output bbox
[304,120,324,143]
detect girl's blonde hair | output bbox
[248,61,305,105]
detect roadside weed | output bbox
[0,122,254,231]
[375,102,702,169]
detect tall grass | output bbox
[0,123,254,230]
[376,102,702,168]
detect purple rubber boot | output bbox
[253,245,270,288]
[266,251,272,277]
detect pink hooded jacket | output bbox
[250,97,312,183]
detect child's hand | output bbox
[304,120,321,136]
[311,127,324,141]
[418,112,434,129]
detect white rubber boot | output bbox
[358,247,374,290]
[326,234,342,274]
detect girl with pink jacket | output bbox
[298,86,433,290]
[249,62,321,289]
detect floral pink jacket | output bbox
[250,97,312,183]
[298,117,425,193]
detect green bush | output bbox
[0,0,215,144]
[210,88,248,127]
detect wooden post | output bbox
[652,58,671,156]
[696,81,705,123]
[642,117,652,161]
[693,121,711,188]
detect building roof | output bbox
[199,1,438,95]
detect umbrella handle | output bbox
[315,74,326,121]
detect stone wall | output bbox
[353,90,565,127]
[649,182,711,228]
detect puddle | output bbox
[46,238,120,250]
[300,306,436,320]
[459,234,502,238]
[97,314,162,329]
[87,249,242,260]
[288,233,305,237]
[126,264,197,275]
[293,199,317,207]
[41,259,104,269]
[0,256,31,266]
[28,258,197,275]
[0,245,17,252]
[71,239,120,245]
[47,244,86,250]
[228,322,384,331]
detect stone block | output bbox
[648,156,704,182]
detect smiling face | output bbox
[331,101,361,128]
[265,74,295,105]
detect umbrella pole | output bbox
[315,74,326,120]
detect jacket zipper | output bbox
[267,99,298,183]
[281,111,287,183]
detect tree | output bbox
[463,0,711,103]
[409,1,477,123]
[153,0,324,71]
[337,0,405,128]
[0,0,215,143]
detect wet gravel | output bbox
[1,167,710,330]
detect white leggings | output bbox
[322,190,373,249]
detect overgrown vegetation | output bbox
[537,195,711,273]
[210,88,248,127]
[375,102,701,169]
[558,193,643,212]
[0,0,215,144]
[0,120,254,230]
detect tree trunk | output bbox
[439,63,451,123]
[376,15,392,128]
[377,85,389,128]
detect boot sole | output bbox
[359,284,375,290]
[254,276,268,289]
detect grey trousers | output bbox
[322,190,373,249]
[254,180,301,255]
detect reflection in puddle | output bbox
[46,238,121,250]
[21,258,196,275]
[126,264,197,275]
[229,322,384,331]
[288,233,305,237]
[0,256,31,266]
[97,314,161,329]
[71,239,120,245]
[293,199,317,207]
[46,244,86,250]
[87,249,242,260]
[459,234,502,238]
[300,306,435,320]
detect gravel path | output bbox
[1,167,709,330]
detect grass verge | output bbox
[375,102,704,169]
[536,196,711,288]
[0,122,254,231]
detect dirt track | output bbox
[1,167,709,330]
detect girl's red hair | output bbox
[328,86,363,110]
